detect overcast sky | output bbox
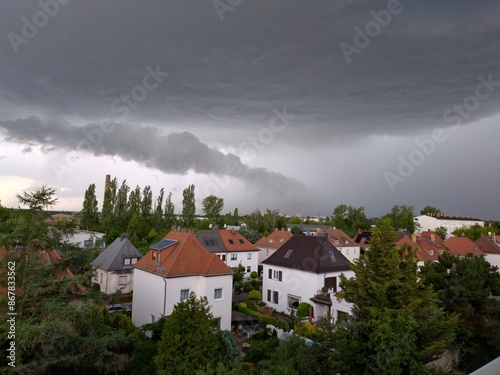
[0,0,499,220]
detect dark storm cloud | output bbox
[1,0,500,145]
[0,117,310,203]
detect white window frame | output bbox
[214,288,223,300]
[247,253,252,260]
[230,254,237,261]
[118,275,127,285]
[180,289,190,301]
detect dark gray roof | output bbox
[262,235,351,273]
[195,230,226,253]
[91,235,142,271]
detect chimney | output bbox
[411,234,417,242]
[121,233,129,240]
[105,174,111,193]
[430,234,435,242]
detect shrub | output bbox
[250,271,259,279]
[257,301,267,307]
[248,289,262,301]
[246,300,259,311]
[258,306,273,316]
[293,322,318,339]
[92,283,101,292]
[296,302,313,319]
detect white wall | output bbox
[257,246,278,264]
[485,254,500,271]
[262,264,354,322]
[132,270,233,331]
[334,245,360,263]
[226,251,259,277]
[132,269,167,327]
[415,215,484,236]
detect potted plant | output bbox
[321,286,329,296]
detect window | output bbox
[100,272,103,283]
[131,258,137,264]
[124,258,131,265]
[246,266,251,273]
[214,288,223,300]
[287,295,300,309]
[180,289,190,301]
[221,254,226,261]
[203,239,211,246]
[273,291,279,304]
[228,239,234,244]
[152,251,157,262]
[267,289,272,302]
[119,275,127,285]
[324,276,337,292]
[429,250,434,256]
[279,238,285,243]
[284,249,293,258]
[84,240,92,249]
[230,254,237,261]
[210,239,218,246]
[239,239,244,244]
[247,253,252,260]
[273,270,283,281]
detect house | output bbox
[91,234,142,294]
[475,234,500,270]
[353,230,372,253]
[443,236,484,257]
[396,233,445,267]
[255,228,293,264]
[315,228,361,263]
[65,230,106,250]
[262,234,354,323]
[132,232,234,330]
[414,213,484,237]
[196,229,260,277]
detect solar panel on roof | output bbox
[150,239,178,250]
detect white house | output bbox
[196,229,260,278]
[414,214,484,237]
[91,234,142,294]
[262,234,354,323]
[66,230,106,250]
[255,229,293,264]
[132,232,234,330]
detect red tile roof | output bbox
[316,229,358,247]
[396,236,442,262]
[255,229,293,249]
[443,237,484,257]
[474,236,500,255]
[134,232,233,277]
[419,230,444,244]
[218,229,260,252]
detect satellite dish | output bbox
[209,224,213,229]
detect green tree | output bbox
[420,253,500,372]
[420,205,441,216]
[80,183,99,230]
[202,195,224,225]
[152,188,165,231]
[384,204,417,233]
[331,204,369,237]
[334,218,457,374]
[164,191,176,230]
[100,176,117,232]
[141,185,153,220]
[290,226,303,235]
[128,185,142,217]
[114,179,130,231]
[434,226,448,241]
[0,186,137,374]
[182,184,196,228]
[155,293,226,375]
[452,224,488,241]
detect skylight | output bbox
[284,249,293,258]
[328,251,336,262]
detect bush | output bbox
[257,301,267,307]
[92,283,101,292]
[246,300,259,311]
[293,322,318,339]
[296,302,313,319]
[250,271,259,279]
[237,304,286,329]
[248,289,262,301]
[258,306,273,316]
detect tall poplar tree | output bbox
[182,184,196,228]
[80,183,99,230]
[100,177,117,233]
[164,192,176,230]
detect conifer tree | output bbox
[334,218,457,374]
